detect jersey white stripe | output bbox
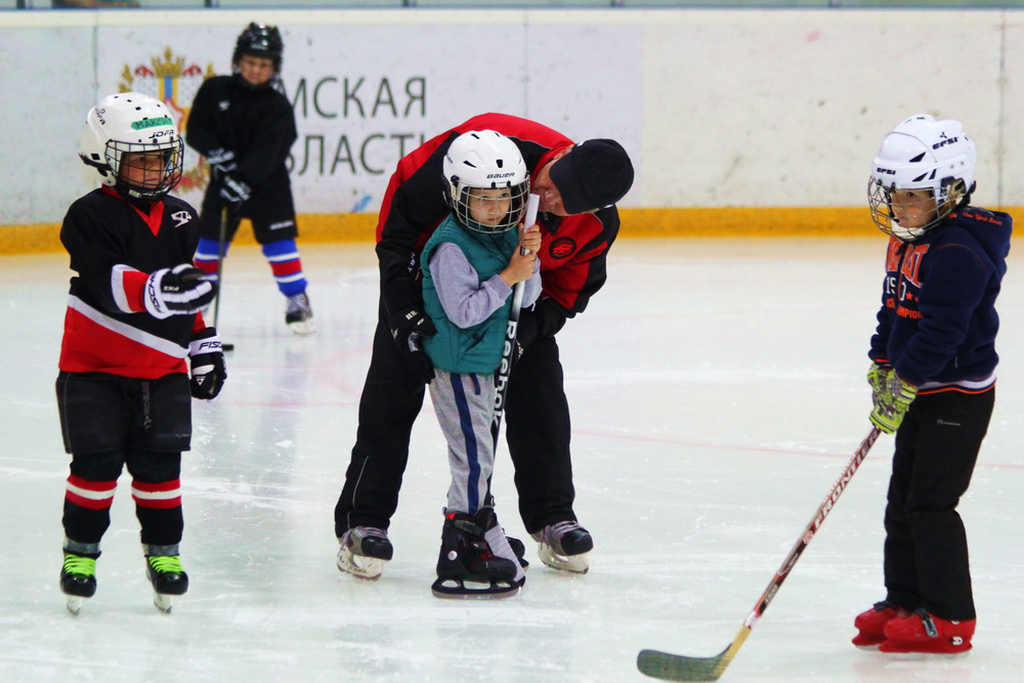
[110,264,142,314]
[66,482,116,501]
[67,295,188,359]
[131,486,181,500]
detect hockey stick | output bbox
[637,426,882,681]
[490,193,540,445]
[212,205,235,352]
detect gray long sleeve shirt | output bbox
[428,242,541,329]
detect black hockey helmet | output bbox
[233,22,284,70]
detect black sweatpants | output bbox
[334,302,577,537]
[883,387,994,621]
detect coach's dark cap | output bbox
[549,138,634,214]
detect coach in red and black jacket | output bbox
[335,113,634,570]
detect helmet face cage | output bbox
[443,130,530,234]
[867,176,962,242]
[108,137,184,201]
[79,92,184,201]
[449,182,530,235]
[867,114,976,241]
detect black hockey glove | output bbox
[206,148,236,182]
[389,305,437,383]
[145,264,216,319]
[512,298,568,364]
[189,327,226,400]
[218,171,251,208]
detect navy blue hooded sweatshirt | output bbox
[869,205,1012,392]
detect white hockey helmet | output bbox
[868,114,976,241]
[78,92,184,201]
[443,130,530,234]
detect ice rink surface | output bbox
[2,238,1023,683]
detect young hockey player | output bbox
[853,115,1010,654]
[418,131,541,598]
[57,91,226,615]
[186,22,314,334]
[335,114,633,581]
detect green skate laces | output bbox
[63,554,96,577]
[147,555,185,574]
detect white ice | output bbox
[2,238,1023,682]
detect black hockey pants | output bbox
[334,303,577,537]
[56,371,190,547]
[883,387,994,622]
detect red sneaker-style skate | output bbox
[879,608,975,655]
[852,600,907,649]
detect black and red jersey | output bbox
[376,113,620,319]
[58,186,204,379]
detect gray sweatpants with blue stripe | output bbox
[429,370,496,513]
[428,369,526,585]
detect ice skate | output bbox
[432,507,523,599]
[145,554,189,613]
[337,526,393,580]
[285,291,315,335]
[852,600,908,649]
[531,520,593,574]
[879,608,975,656]
[60,553,97,616]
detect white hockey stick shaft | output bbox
[491,193,540,442]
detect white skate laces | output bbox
[337,526,393,580]
[530,520,593,574]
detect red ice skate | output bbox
[879,608,975,655]
[852,600,908,648]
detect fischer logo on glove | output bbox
[144,264,215,319]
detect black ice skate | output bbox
[337,526,394,580]
[531,520,593,574]
[432,507,523,599]
[285,291,315,335]
[60,552,97,616]
[506,534,529,570]
[145,554,189,613]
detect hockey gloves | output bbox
[206,148,236,182]
[867,364,892,408]
[145,264,216,319]
[868,365,918,434]
[389,305,436,383]
[189,328,226,400]
[218,171,251,208]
